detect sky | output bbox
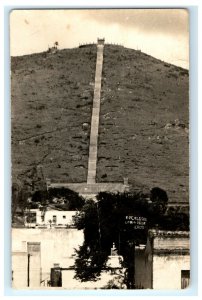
[10,9,189,68]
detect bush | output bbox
[48,187,85,210]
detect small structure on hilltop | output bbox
[47,41,59,54]
[97,38,105,45]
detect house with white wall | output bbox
[134,229,190,289]
[24,209,77,228]
[12,228,84,288]
[12,228,126,289]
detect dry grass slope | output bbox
[11,45,189,203]
[11,46,97,183]
[97,45,189,203]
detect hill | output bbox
[11,44,189,203]
[11,46,97,184]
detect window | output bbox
[52,215,57,224]
[63,216,66,219]
[181,270,190,289]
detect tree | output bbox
[12,182,30,223]
[101,271,127,289]
[47,187,85,210]
[73,200,109,281]
[73,192,150,287]
[150,187,168,215]
[32,190,48,203]
[73,189,189,288]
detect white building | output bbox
[24,209,77,228]
[12,228,84,288]
[12,228,125,289]
[134,230,190,289]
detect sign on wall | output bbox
[125,216,147,230]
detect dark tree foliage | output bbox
[150,187,168,203]
[149,187,168,215]
[73,200,109,281]
[31,187,85,211]
[32,190,48,203]
[12,182,85,223]
[12,182,31,222]
[73,190,189,288]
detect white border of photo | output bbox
[1,0,200,299]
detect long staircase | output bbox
[87,39,104,184]
[48,39,128,198]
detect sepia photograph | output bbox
[10,8,190,290]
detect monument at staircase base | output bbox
[46,180,130,199]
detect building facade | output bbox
[24,209,77,228]
[12,228,125,289]
[134,230,190,289]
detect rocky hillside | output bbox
[11,44,189,203]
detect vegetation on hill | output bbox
[11,44,189,204]
[97,45,189,203]
[11,46,97,183]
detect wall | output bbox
[12,228,84,288]
[152,231,190,289]
[135,248,152,289]
[40,210,76,226]
[25,210,77,226]
[153,254,190,289]
[153,236,189,251]
[12,252,28,288]
[12,228,125,289]
[134,230,190,289]
[27,242,41,288]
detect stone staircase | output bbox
[48,39,129,199]
[87,40,104,184]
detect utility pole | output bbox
[27,253,31,287]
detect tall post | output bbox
[27,253,31,287]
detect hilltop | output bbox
[11,44,189,203]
